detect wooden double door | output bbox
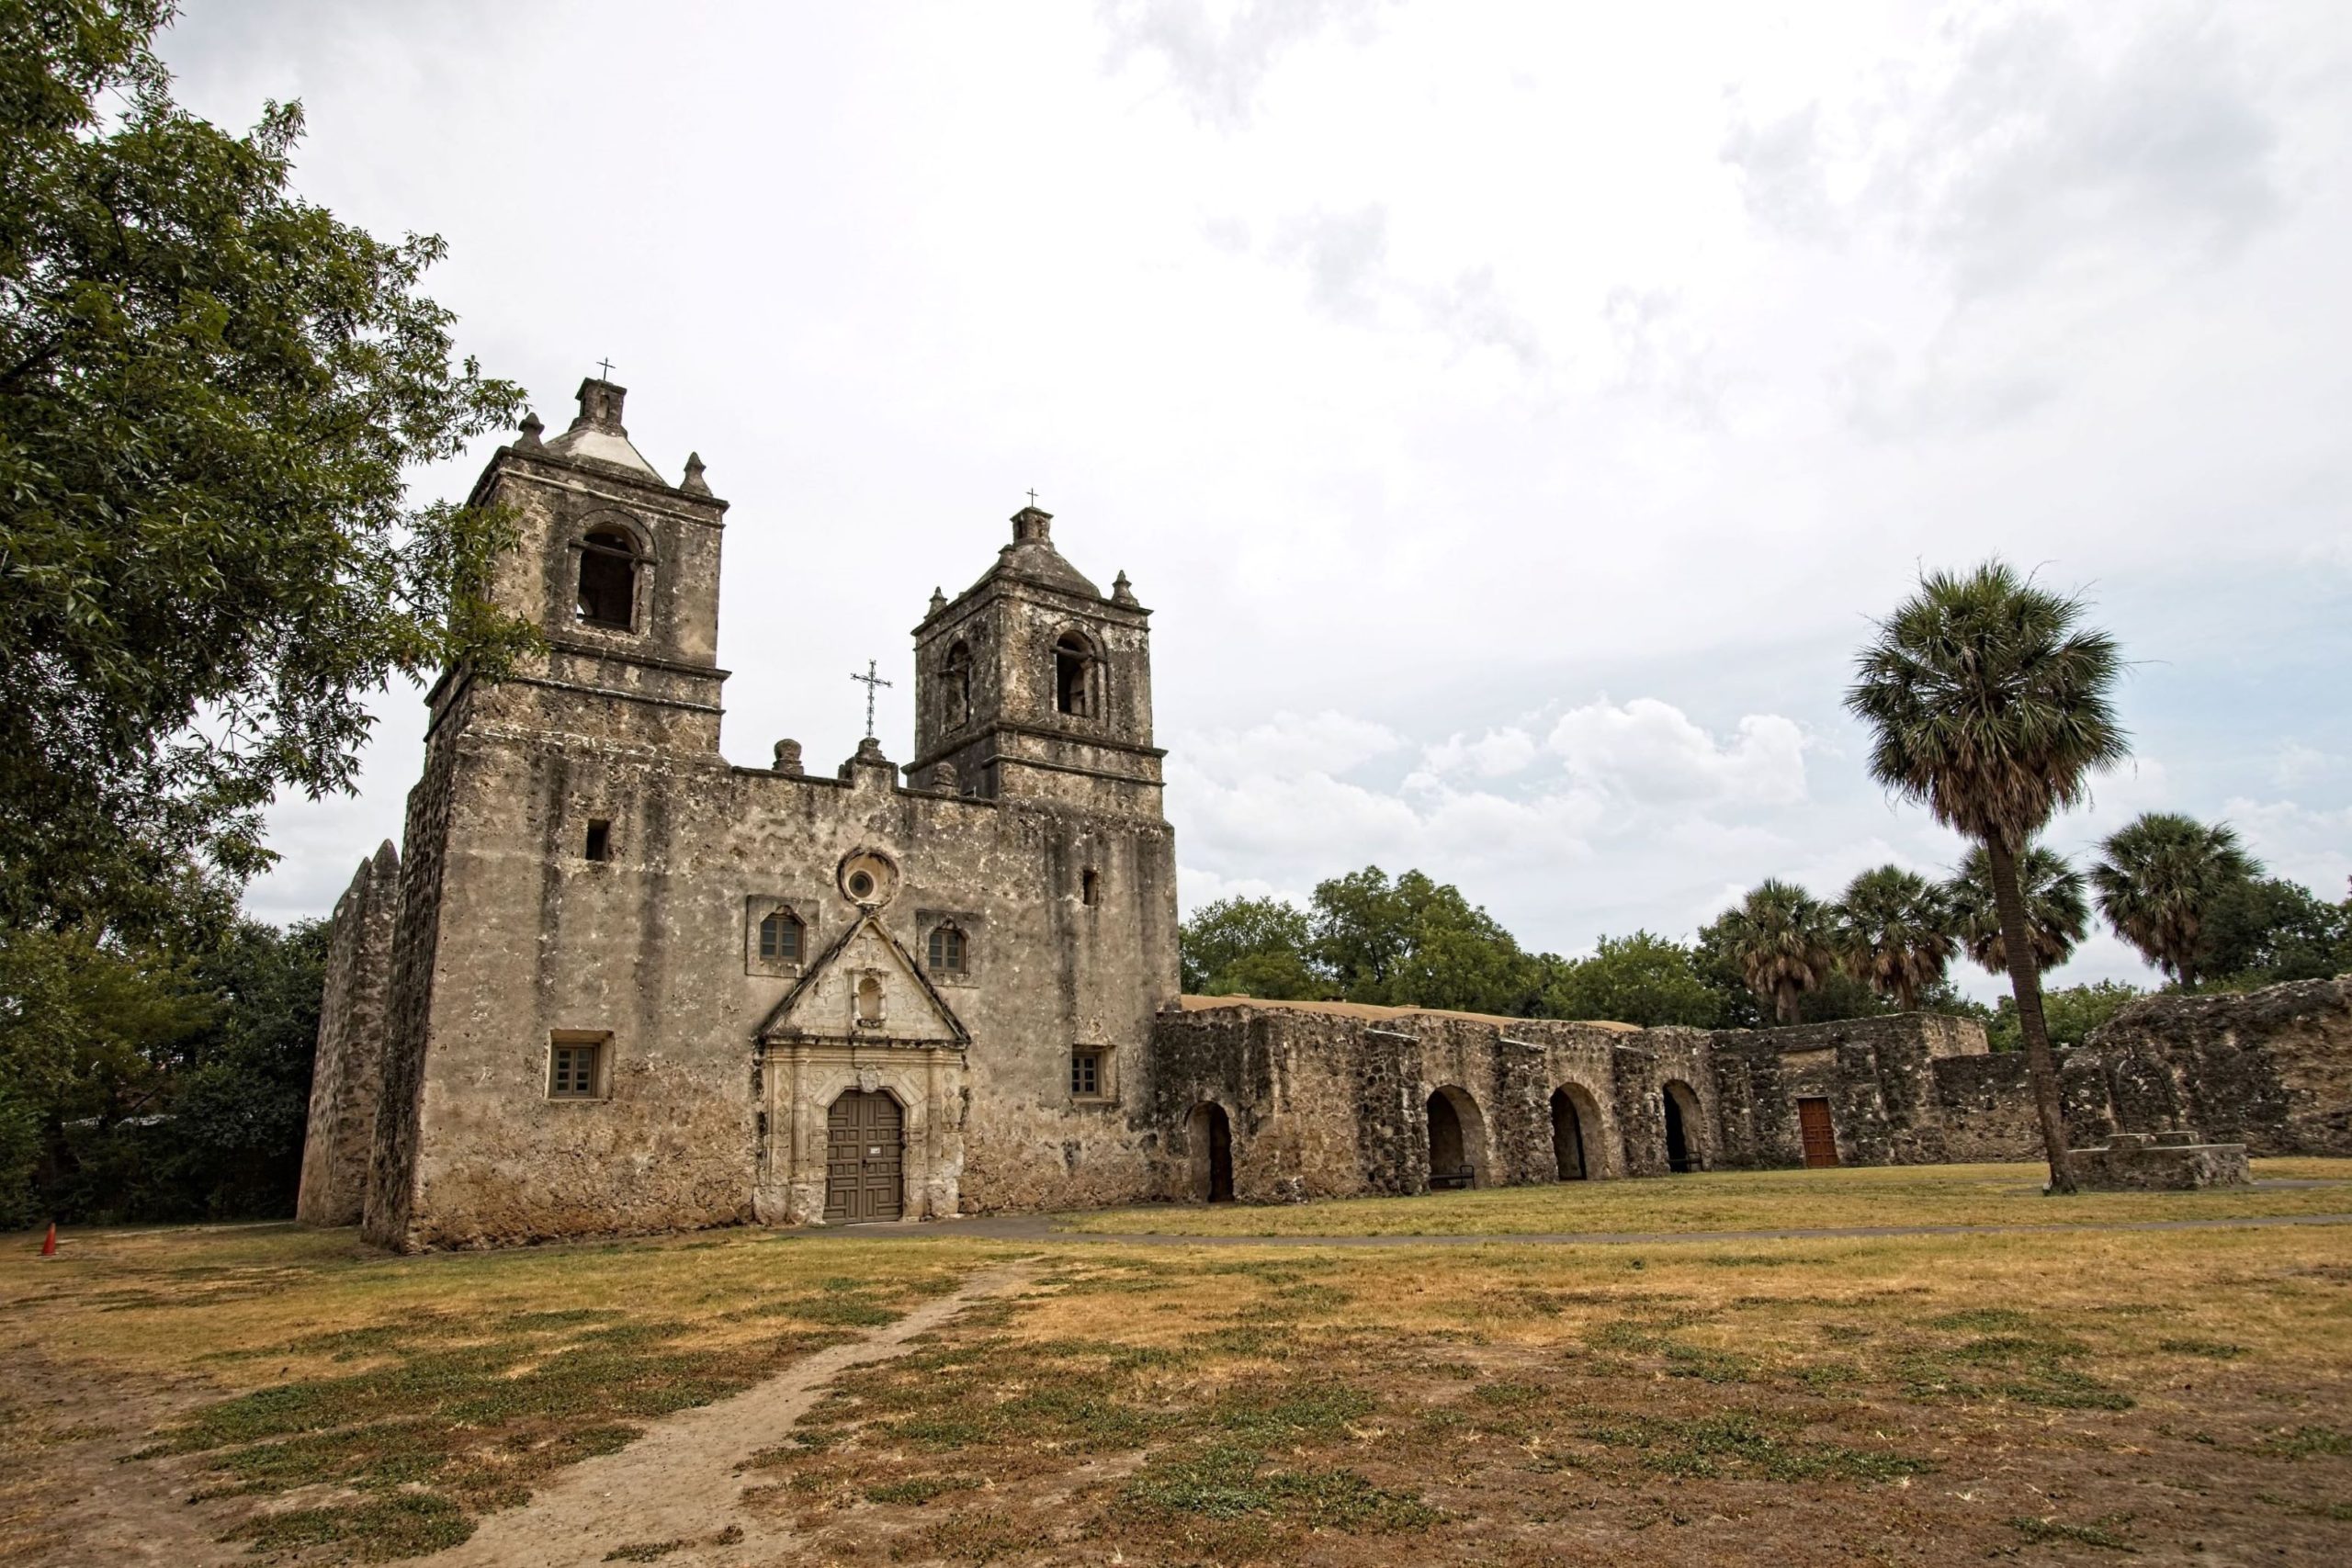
[825,1090,904,1223]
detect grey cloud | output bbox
[1724,6,2284,295]
[1098,0,1389,130]
[1274,203,1391,321]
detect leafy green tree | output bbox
[1835,865,1958,1012]
[2199,876,2352,987]
[1984,980,2145,1055]
[1947,844,2090,976]
[1848,561,2127,1192]
[2088,813,2261,989]
[1179,896,1322,999]
[0,1,529,929]
[1710,879,1838,1025]
[1543,931,1722,1028]
[1307,866,1539,1016]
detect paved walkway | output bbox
[842,1209,2352,1249]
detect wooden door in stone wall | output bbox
[825,1091,905,1223]
[1797,1098,1839,1168]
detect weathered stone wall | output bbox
[1148,1001,1679,1199]
[294,842,400,1225]
[1710,1012,1993,1169]
[360,684,469,1249]
[2076,977,2352,1156]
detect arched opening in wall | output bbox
[1661,1080,1702,1173]
[855,974,885,1026]
[943,641,972,729]
[577,527,639,630]
[1426,1086,1487,1190]
[1550,1087,1589,1180]
[1054,632,1093,716]
[824,1089,903,1223]
[1185,1102,1234,1202]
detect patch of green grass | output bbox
[2007,1513,2135,1550]
[894,1508,1055,1563]
[1215,1381,1376,1438]
[2157,1337,2247,1359]
[1571,1405,1930,1483]
[2256,1425,2351,1460]
[865,1473,984,1505]
[220,1493,474,1560]
[1120,1442,1439,1531]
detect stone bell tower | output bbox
[909,506,1161,812]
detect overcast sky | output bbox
[164,1,2350,998]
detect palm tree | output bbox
[1718,879,1837,1025]
[1947,844,2090,975]
[2090,812,2259,989]
[1847,561,2126,1193]
[1835,865,1956,1012]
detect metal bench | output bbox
[1429,1166,1476,1191]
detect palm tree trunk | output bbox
[1775,981,1798,1026]
[1895,976,1917,1013]
[1985,837,2076,1193]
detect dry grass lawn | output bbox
[3,1165,2348,1565]
[1057,1157,2352,1236]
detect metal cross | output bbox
[1026,488,1039,507]
[850,659,893,738]
[596,357,615,379]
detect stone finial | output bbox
[851,735,891,768]
[927,586,947,617]
[574,377,628,434]
[680,451,711,496]
[772,739,804,775]
[1111,570,1138,608]
[930,761,959,793]
[371,839,401,877]
[1011,505,1053,544]
[515,412,544,450]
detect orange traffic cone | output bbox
[40,1223,57,1258]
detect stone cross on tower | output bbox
[851,660,892,739]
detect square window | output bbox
[759,909,803,963]
[548,1036,607,1100]
[583,819,612,862]
[1070,1049,1102,1099]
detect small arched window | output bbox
[577,526,639,630]
[943,641,972,729]
[1054,632,1092,716]
[927,922,967,976]
[758,909,803,964]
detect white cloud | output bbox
[1419,726,1537,779]
[1545,700,1808,807]
[1099,0,1390,130]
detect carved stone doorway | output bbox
[825,1089,904,1223]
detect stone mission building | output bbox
[301,378,1178,1249]
[300,378,2352,1249]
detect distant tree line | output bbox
[1182,833,2347,1040]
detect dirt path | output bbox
[415,1260,1035,1568]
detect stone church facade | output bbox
[298,378,2351,1250]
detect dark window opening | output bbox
[583,819,612,862]
[927,923,967,975]
[1070,1049,1102,1098]
[577,527,639,630]
[1081,868,1100,907]
[944,642,972,728]
[847,869,876,901]
[1054,632,1091,716]
[549,1041,604,1099]
[759,910,803,964]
